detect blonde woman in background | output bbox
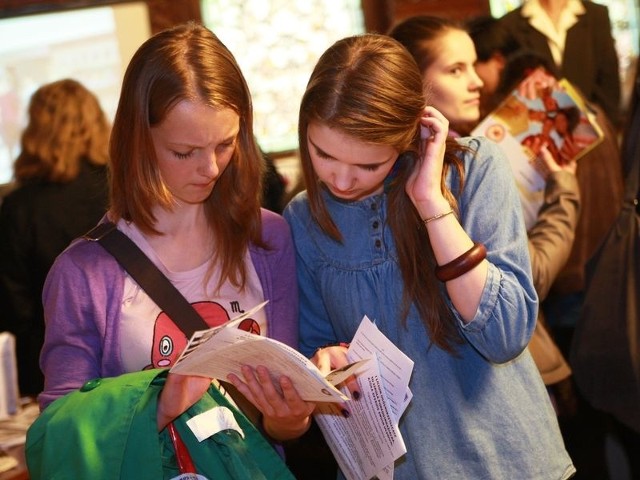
[0,79,110,396]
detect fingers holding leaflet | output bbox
[227,365,314,440]
[311,344,361,401]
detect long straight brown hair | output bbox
[298,34,466,352]
[109,22,265,290]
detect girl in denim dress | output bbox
[283,33,575,480]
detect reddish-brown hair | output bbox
[109,22,265,289]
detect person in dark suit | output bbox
[500,0,621,127]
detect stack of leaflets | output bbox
[314,316,414,480]
[171,304,414,480]
[471,67,603,228]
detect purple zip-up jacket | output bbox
[38,209,298,410]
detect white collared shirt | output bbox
[521,0,586,67]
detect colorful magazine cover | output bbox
[471,68,602,227]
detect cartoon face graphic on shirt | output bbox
[146,301,261,369]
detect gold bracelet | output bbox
[422,209,454,224]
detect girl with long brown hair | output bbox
[283,33,574,479]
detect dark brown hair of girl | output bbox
[389,15,464,77]
[298,33,465,352]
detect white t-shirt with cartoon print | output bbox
[117,220,266,373]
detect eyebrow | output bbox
[169,132,238,149]
[447,61,467,70]
[308,137,335,159]
[308,136,395,169]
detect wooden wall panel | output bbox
[393,0,490,21]
[0,0,201,33]
[0,0,131,17]
[361,0,491,33]
[145,0,201,34]
[1,1,490,34]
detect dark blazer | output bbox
[501,1,620,125]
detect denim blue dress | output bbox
[283,137,575,479]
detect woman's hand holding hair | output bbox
[406,106,488,321]
[157,372,214,431]
[226,366,315,441]
[405,106,450,215]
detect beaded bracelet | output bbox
[435,242,487,282]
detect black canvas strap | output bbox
[84,221,262,425]
[84,221,208,339]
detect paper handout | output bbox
[471,68,603,229]
[170,306,415,480]
[314,316,414,480]
[170,302,362,402]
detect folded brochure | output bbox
[170,301,364,402]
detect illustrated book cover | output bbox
[471,67,603,227]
